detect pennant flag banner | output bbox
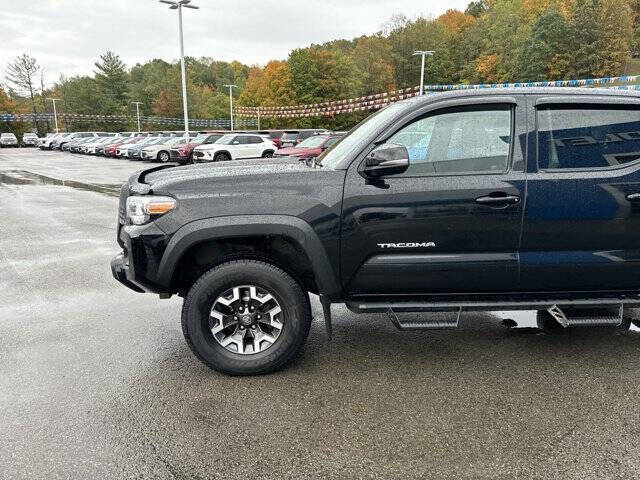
[0,112,257,128]
[235,74,640,119]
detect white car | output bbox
[83,136,116,155]
[140,136,186,162]
[192,134,276,163]
[40,133,65,149]
[22,133,39,147]
[0,132,18,147]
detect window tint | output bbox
[248,136,262,144]
[388,107,512,175]
[537,106,640,170]
[236,136,250,145]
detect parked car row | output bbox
[29,127,343,164]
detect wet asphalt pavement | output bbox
[1,148,640,479]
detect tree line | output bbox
[2,0,639,135]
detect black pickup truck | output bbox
[112,88,640,375]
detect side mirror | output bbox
[233,140,240,145]
[361,143,409,178]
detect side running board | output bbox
[346,299,635,330]
[546,304,624,328]
[385,307,461,330]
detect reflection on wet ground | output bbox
[0,170,121,197]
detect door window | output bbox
[388,106,512,176]
[537,106,640,170]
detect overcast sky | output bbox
[1,0,469,87]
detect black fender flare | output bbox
[156,215,343,299]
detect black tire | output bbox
[158,151,170,163]
[181,259,311,375]
[262,150,274,158]
[214,152,231,162]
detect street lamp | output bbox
[158,0,199,140]
[413,50,435,96]
[47,98,61,133]
[132,102,144,132]
[224,84,237,131]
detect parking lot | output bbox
[2,147,640,479]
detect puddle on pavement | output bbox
[0,170,121,197]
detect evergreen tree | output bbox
[94,51,129,115]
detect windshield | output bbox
[189,134,211,144]
[136,137,160,147]
[281,132,299,140]
[164,136,186,146]
[297,136,327,148]
[215,134,236,145]
[146,137,169,146]
[318,102,411,169]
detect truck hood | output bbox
[144,157,300,183]
[132,157,347,235]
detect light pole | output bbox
[132,102,143,132]
[224,84,237,131]
[413,50,435,96]
[47,98,61,133]
[159,0,199,140]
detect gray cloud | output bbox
[1,0,469,87]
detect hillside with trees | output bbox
[2,0,639,133]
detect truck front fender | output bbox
[156,215,342,299]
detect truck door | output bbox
[341,98,528,296]
[520,96,640,291]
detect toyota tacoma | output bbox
[112,88,640,375]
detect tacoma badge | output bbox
[377,242,436,249]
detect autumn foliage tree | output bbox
[7,0,640,132]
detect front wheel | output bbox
[158,151,170,163]
[181,260,311,375]
[214,152,231,162]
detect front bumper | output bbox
[111,254,145,293]
[170,151,191,164]
[111,220,173,295]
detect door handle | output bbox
[626,193,640,201]
[475,194,520,206]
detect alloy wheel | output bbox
[209,285,284,355]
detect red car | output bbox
[274,134,342,159]
[169,132,225,164]
[104,137,137,157]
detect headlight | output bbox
[126,195,176,225]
